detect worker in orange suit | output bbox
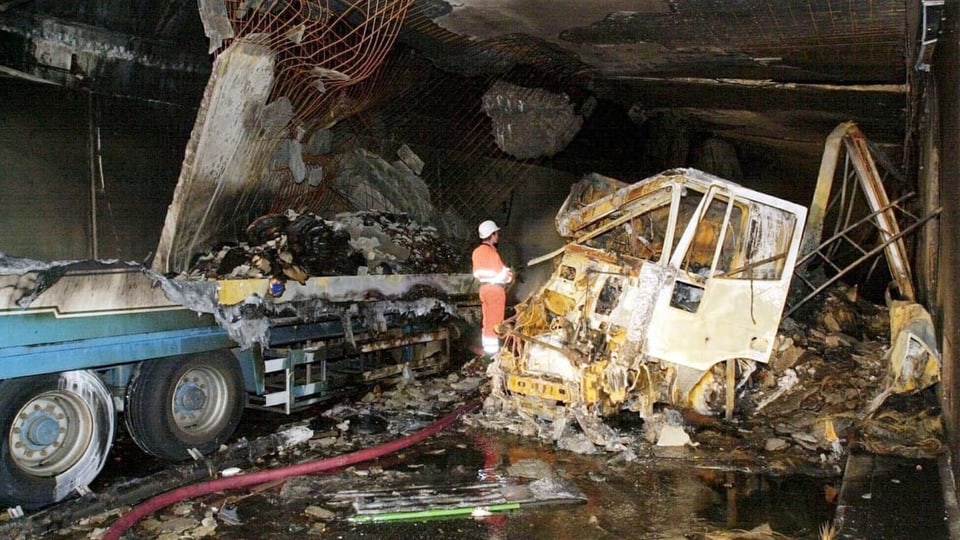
[472,220,513,357]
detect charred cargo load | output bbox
[492,168,807,418]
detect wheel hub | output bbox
[172,368,227,432]
[16,399,67,452]
[175,382,208,413]
[9,391,93,476]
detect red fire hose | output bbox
[104,400,481,540]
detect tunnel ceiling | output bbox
[409,1,915,161]
[0,1,933,188]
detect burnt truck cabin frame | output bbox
[496,168,807,420]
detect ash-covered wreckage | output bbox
[489,168,807,420]
[190,210,468,281]
[155,208,478,364]
[469,125,943,474]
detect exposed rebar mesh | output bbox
[212,2,589,232]
[221,0,415,131]
[325,9,590,229]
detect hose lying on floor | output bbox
[104,400,481,540]
[2,424,317,539]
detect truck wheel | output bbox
[0,371,115,510]
[124,351,245,461]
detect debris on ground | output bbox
[331,473,584,523]
[14,231,938,540]
[42,364,586,539]
[26,345,853,539]
[39,368,485,539]
[12,274,937,540]
[673,522,794,540]
[467,282,946,476]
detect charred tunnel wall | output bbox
[0,82,89,260]
[0,80,193,262]
[934,1,960,497]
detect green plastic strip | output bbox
[349,502,522,523]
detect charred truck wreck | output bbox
[0,33,486,511]
[490,168,806,420]
[486,123,941,451]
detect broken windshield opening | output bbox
[736,203,797,280]
[578,186,679,263]
[680,192,743,279]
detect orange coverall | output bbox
[471,241,511,355]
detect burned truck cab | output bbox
[495,168,807,419]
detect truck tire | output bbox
[0,371,115,510]
[124,351,245,461]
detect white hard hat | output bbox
[478,220,500,239]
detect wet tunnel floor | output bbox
[835,454,950,540]
[68,423,841,540]
[17,354,950,540]
[252,432,837,539]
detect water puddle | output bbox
[305,430,838,539]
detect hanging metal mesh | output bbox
[205,1,416,219]
[328,12,589,229]
[221,0,414,131]
[214,1,586,231]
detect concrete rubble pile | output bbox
[186,209,469,282]
[467,282,945,475]
[328,147,473,239]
